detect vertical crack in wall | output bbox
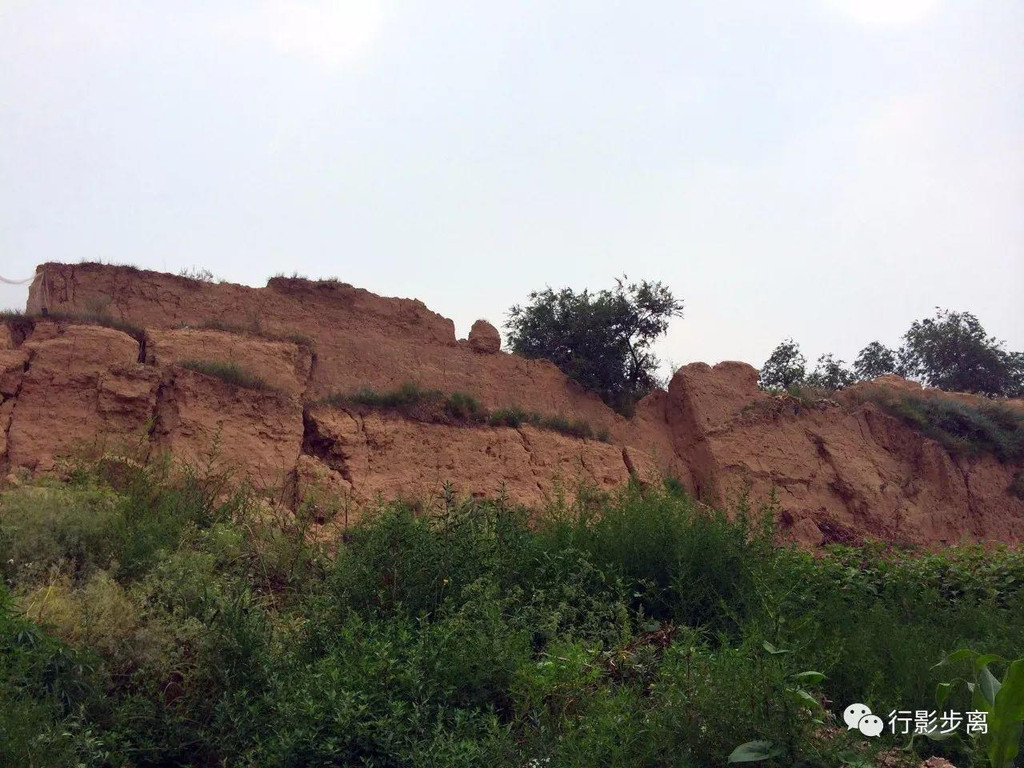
[621,447,637,479]
[301,350,319,402]
[1,349,36,477]
[515,426,543,493]
[146,370,178,463]
[958,460,983,537]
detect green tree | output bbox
[759,339,806,390]
[505,278,683,413]
[1006,352,1024,398]
[899,309,1023,396]
[806,353,855,391]
[853,341,899,380]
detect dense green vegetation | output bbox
[1,459,1022,767]
[320,382,611,442]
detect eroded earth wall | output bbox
[1,262,1020,546]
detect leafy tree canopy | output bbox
[758,338,806,390]
[899,309,1021,397]
[506,278,683,413]
[806,353,855,392]
[853,341,900,380]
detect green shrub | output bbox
[537,414,594,440]
[543,485,774,631]
[934,649,1024,767]
[773,543,1024,713]
[444,390,485,422]
[0,584,102,767]
[0,484,123,584]
[487,407,527,428]
[506,279,684,414]
[487,408,602,440]
[178,360,276,392]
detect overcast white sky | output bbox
[1,0,1021,373]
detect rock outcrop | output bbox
[468,320,501,354]
[1,262,1019,547]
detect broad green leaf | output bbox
[762,641,791,655]
[975,653,1007,674]
[994,660,1024,722]
[728,741,784,763]
[979,664,1002,707]
[933,648,975,669]
[986,719,1022,768]
[788,688,823,711]
[971,682,992,715]
[791,671,825,685]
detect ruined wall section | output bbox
[665,362,1024,546]
[27,263,653,444]
[5,262,1021,546]
[0,315,645,515]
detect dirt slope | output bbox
[1,262,1019,546]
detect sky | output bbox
[1,0,1022,375]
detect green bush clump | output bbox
[178,360,276,392]
[486,406,529,428]
[322,382,486,425]
[2,460,1023,766]
[487,407,598,440]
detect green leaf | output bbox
[975,653,1007,674]
[994,660,1024,723]
[791,671,825,685]
[933,648,975,669]
[762,641,791,655]
[788,688,823,711]
[971,682,992,715]
[987,719,1022,768]
[979,664,1002,707]
[728,741,784,763]
[936,682,954,708]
